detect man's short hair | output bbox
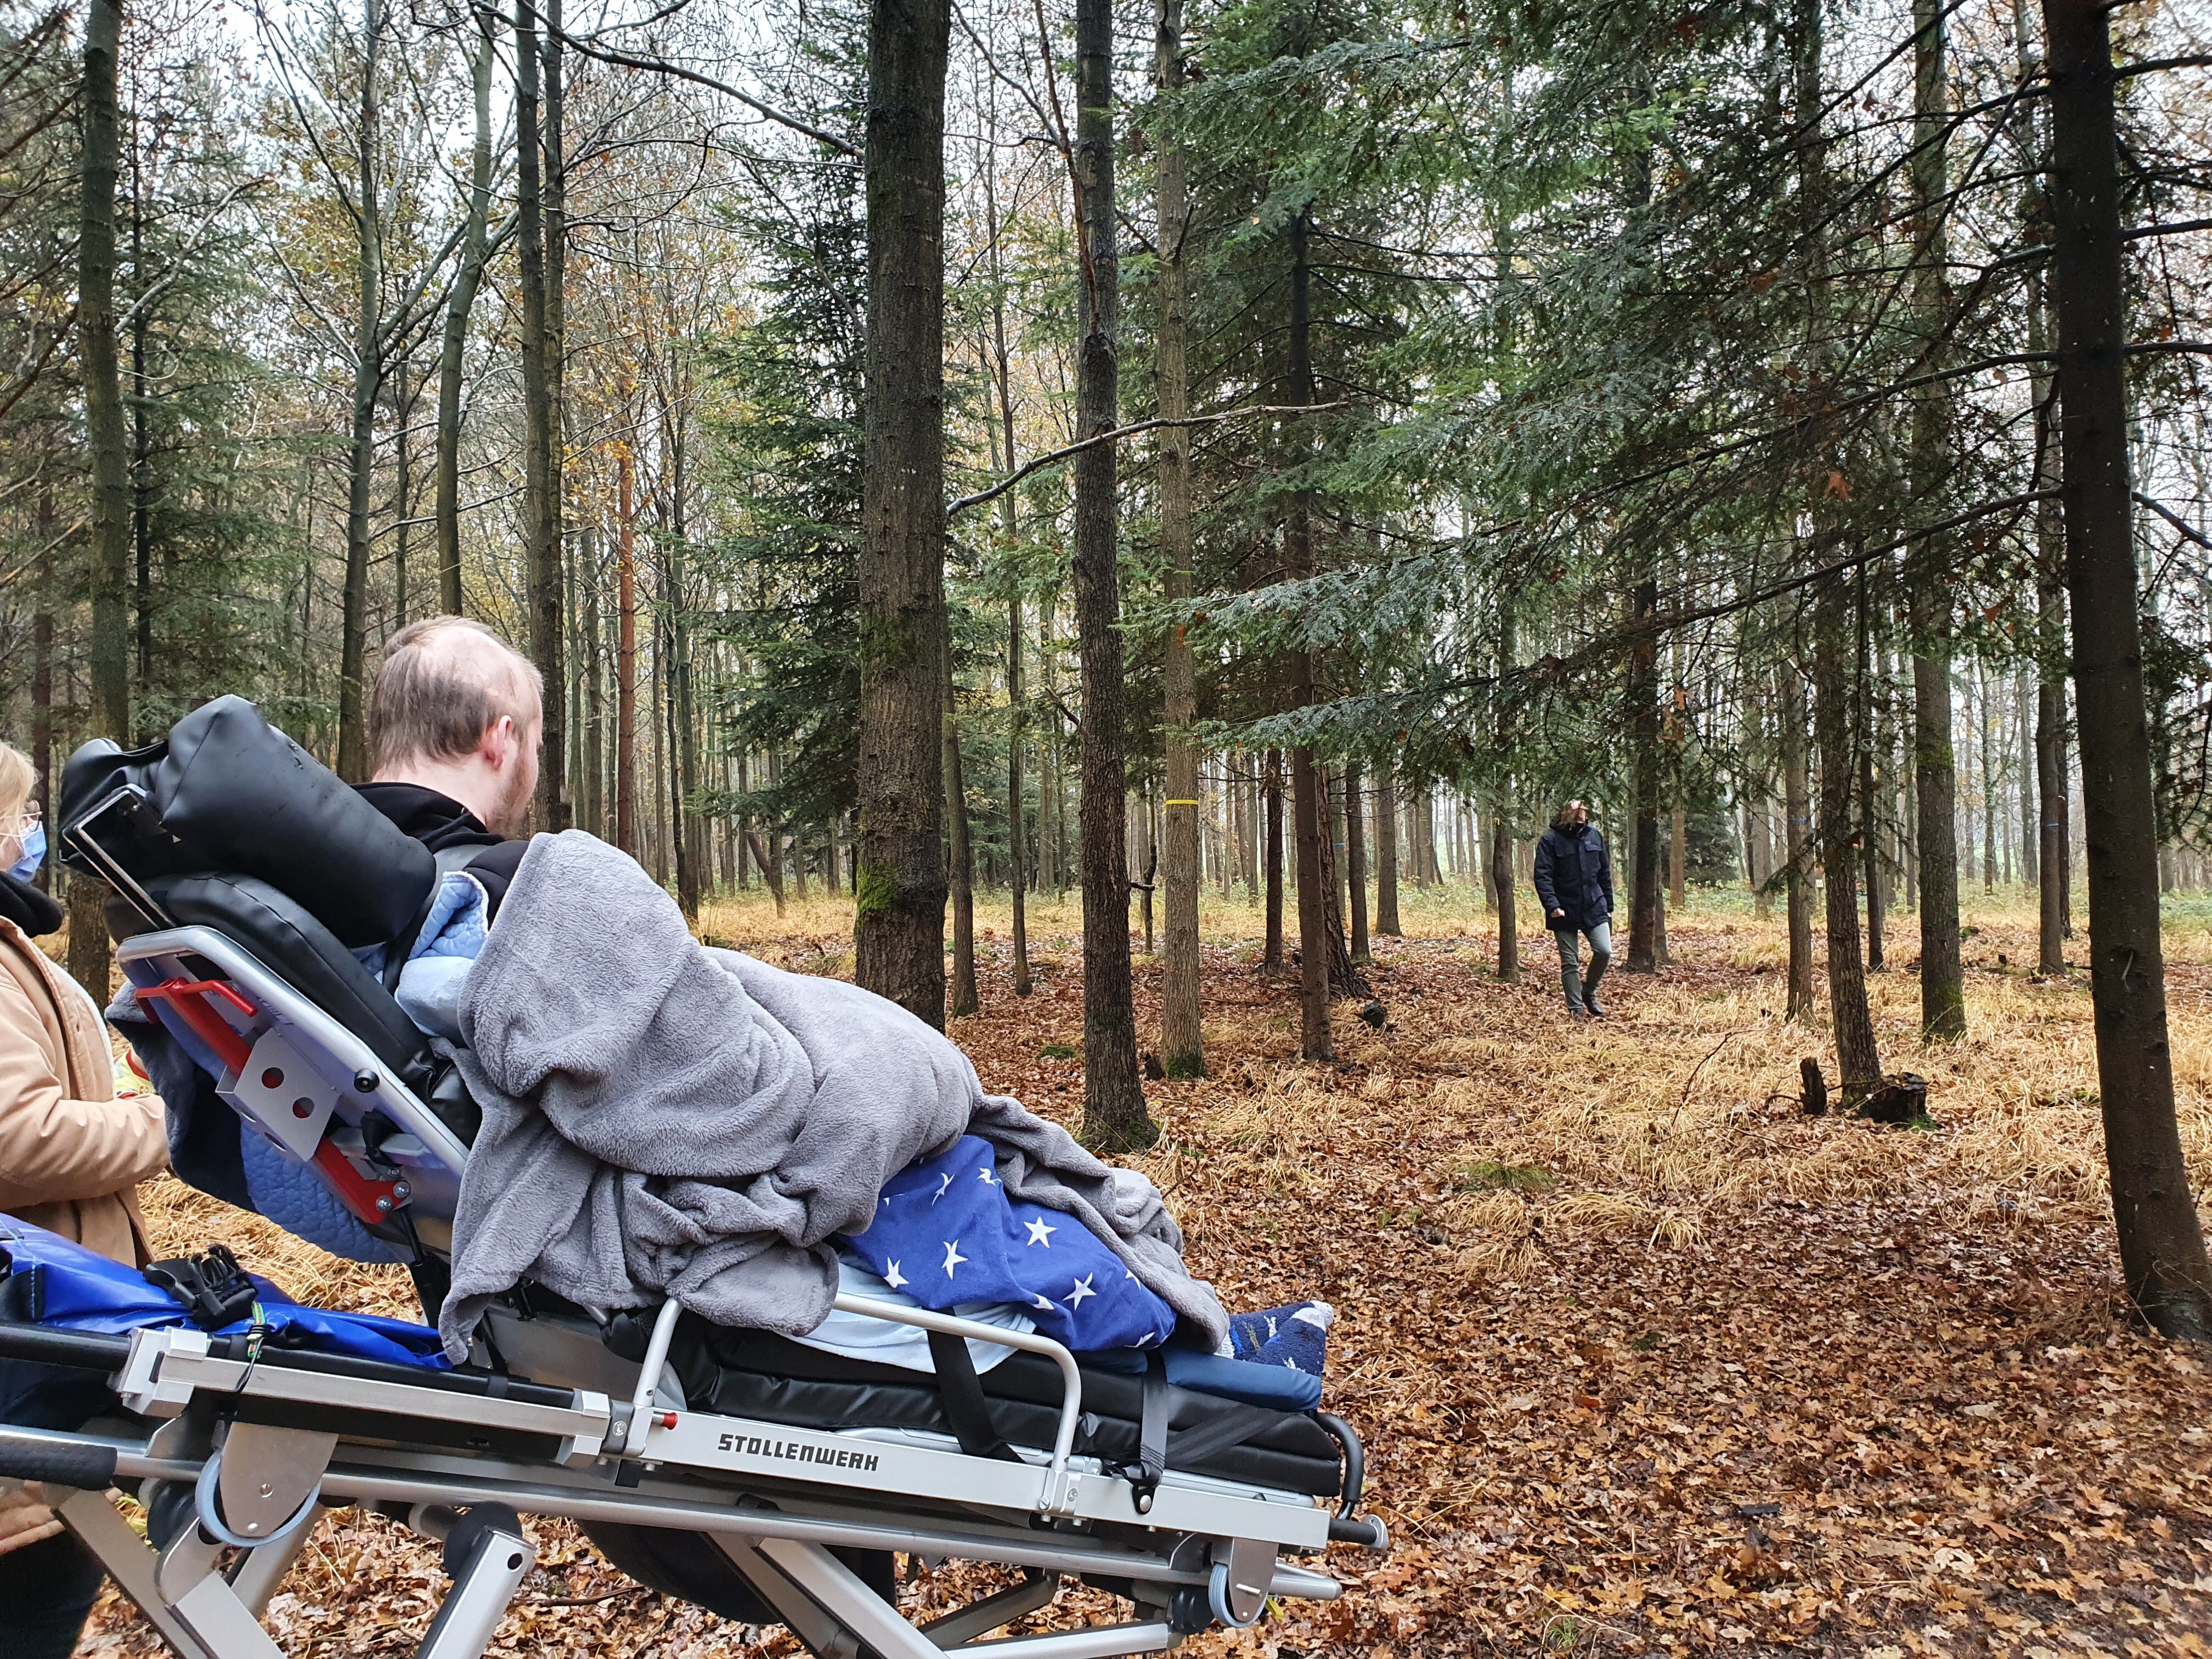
[371,617,543,772]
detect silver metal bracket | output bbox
[415,1508,535,1659]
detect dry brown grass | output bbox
[95,882,2212,1657]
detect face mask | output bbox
[7,821,44,884]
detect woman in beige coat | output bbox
[0,740,168,1655]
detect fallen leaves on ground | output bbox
[82,890,2212,1656]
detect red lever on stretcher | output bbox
[311,1139,407,1227]
[140,977,406,1228]
[138,978,255,1074]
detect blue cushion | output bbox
[1075,1344,1323,1410]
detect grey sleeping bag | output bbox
[439,831,1226,1360]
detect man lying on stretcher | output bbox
[216,620,1333,1393]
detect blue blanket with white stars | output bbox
[837,1136,1177,1355]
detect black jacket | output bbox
[1533,821,1613,933]
[354,782,528,917]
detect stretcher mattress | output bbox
[673,1321,1347,1497]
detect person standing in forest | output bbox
[1533,799,1615,1020]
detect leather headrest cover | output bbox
[61,696,434,947]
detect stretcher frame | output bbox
[7,852,1387,1658]
[1,1286,1383,1659]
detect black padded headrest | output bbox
[59,696,435,948]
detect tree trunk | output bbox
[74,0,128,992]
[520,0,569,829]
[32,482,55,877]
[579,529,602,834]
[2023,0,2071,970]
[1626,571,1662,971]
[946,617,978,1017]
[1263,747,1284,970]
[129,162,150,705]
[1374,772,1401,935]
[855,0,951,1026]
[337,0,383,782]
[1069,0,1151,1148]
[1155,0,1201,1072]
[1008,593,1032,995]
[1860,571,1884,971]
[2042,0,2212,1340]
[1906,0,1965,1039]
[1669,804,1687,911]
[1815,577,1880,1095]
[664,416,702,919]
[435,6,493,617]
[616,448,639,857]
[1284,215,1330,1062]
[516,0,552,806]
[1781,664,1814,1022]
[1345,763,1369,964]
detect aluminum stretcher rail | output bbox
[0,1292,1389,1659]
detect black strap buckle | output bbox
[144,1243,259,1330]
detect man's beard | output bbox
[492,766,533,834]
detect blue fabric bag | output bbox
[838,1137,1178,1355]
[0,1214,448,1371]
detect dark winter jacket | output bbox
[355,782,528,917]
[1533,821,1614,933]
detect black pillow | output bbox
[58,696,435,947]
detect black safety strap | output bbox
[927,1331,1023,1464]
[1130,1354,1170,1513]
[1122,1359,1296,1506]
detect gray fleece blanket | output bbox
[440,831,1226,1359]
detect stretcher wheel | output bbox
[1208,1561,1264,1629]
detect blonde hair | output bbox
[0,742,31,831]
[371,617,543,772]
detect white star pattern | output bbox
[1064,1275,1096,1309]
[1023,1216,1057,1248]
[1031,1293,1054,1311]
[932,1172,955,1204]
[941,1239,967,1278]
[977,1165,998,1186]
[883,1260,909,1291]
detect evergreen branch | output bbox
[946,403,1351,518]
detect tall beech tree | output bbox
[855,0,950,1027]
[2041,0,2212,1341]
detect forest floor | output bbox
[76,885,2212,1658]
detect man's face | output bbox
[1569,801,1588,826]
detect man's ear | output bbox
[481,716,516,766]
